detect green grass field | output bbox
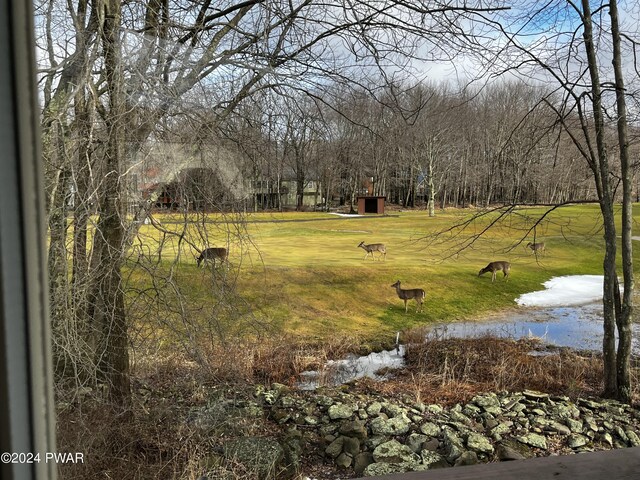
[126,204,637,346]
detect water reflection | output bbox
[427,303,640,356]
[297,302,640,390]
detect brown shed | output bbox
[357,196,386,215]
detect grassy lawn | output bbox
[127,204,637,346]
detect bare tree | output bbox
[442,0,637,401]
[37,0,513,405]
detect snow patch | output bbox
[516,275,603,307]
[328,212,362,217]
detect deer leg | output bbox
[404,299,408,313]
[491,272,496,282]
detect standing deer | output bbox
[391,280,426,313]
[196,247,228,267]
[357,241,386,261]
[526,242,546,254]
[478,261,511,283]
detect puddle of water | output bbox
[297,275,640,390]
[297,345,406,390]
[298,305,640,390]
[427,303,640,355]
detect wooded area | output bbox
[35,0,638,407]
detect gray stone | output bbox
[271,408,290,424]
[325,436,345,459]
[343,436,360,456]
[319,423,338,436]
[454,451,479,467]
[281,428,302,474]
[514,433,548,450]
[551,403,580,419]
[473,394,502,415]
[365,435,387,450]
[626,430,640,446]
[426,404,444,414]
[223,437,284,480]
[466,432,494,455]
[523,390,549,401]
[370,415,411,436]
[578,398,601,410]
[385,403,406,418]
[490,422,512,437]
[421,450,448,468]
[279,396,296,408]
[568,434,589,449]
[366,402,383,416]
[304,416,318,425]
[339,420,367,439]
[565,418,583,433]
[545,421,571,436]
[583,416,598,432]
[423,437,440,452]
[450,411,472,425]
[261,391,278,406]
[315,395,333,407]
[372,440,420,464]
[363,462,410,477]
[484,417,499,429]
[328,403,355,420]
[463,404,482,417]
[353,452,374,475]
[502,396,525,410]
[495,443,527,461]
[335,452,352,469]
[600,432,614,447]
[443,427,465,462]
[420,421,441,437]
[406,433,429,453]
[614,426,629,443]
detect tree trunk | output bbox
[89,0,130,405]
[582,0,618,397]
[609,0,633,403]
[427,155,435,217]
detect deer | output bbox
[196,247,228,267]
[478,261,511,283]
[526,241,546,254]
[391,280,426,313]
[357,241,386,261]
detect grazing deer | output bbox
[526,241,546,254]
[478,261,511,283]
[357,241,387,261]
[391,280,426,313]
[196,247,228,267]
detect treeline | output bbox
[35,0,639,405]
[193,80,620,213]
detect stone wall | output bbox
[256,384,640,478]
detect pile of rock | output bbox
[257,384,640,477]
